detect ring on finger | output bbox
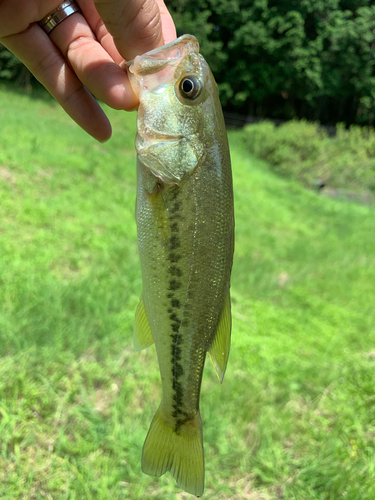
[38,1,81,35]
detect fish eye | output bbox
[179,76,203,100]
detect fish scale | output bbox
[128,34,234,497]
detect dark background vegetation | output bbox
[168,0,375,126]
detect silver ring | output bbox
[38,1,81,35]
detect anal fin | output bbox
[134,295,154,351]
[209,290,231,383]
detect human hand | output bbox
[0,0,176,141]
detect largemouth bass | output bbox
[127,34,234,497]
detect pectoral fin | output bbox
[209,291,231,383]
[134,295,154,351]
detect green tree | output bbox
[167,0,375,125]
[0,44,32,87]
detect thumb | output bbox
[93,0,176,61]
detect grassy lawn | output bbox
[0,84,374,499]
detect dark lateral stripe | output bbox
[170,266,183,277]
[169,279,181,291]
[171,299,181,308]
[166,187,187,428]
[169,253,181,262]
[170,235,180,250]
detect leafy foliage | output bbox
[242,119,375,198]
[0,44,28,83]
[167,0,375,125]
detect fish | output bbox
[127,34,234,497]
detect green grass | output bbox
[1,83,375,499]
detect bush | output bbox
[242,120,375,194]
[0,44,32,87]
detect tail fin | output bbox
[142,407,204,497]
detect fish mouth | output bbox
[126,35,200,98]
[126,35,199,76]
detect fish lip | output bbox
[126,35,199,75]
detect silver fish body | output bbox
[127,35,234,497]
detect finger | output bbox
[1,24,112,142]
[94,0,166,60]
[77,0,124,64]
[48,10,138,110]
[0,0,62,37]
[155,0,177,45]
[81,0,175,60]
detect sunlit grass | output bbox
[0,84,374,499]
